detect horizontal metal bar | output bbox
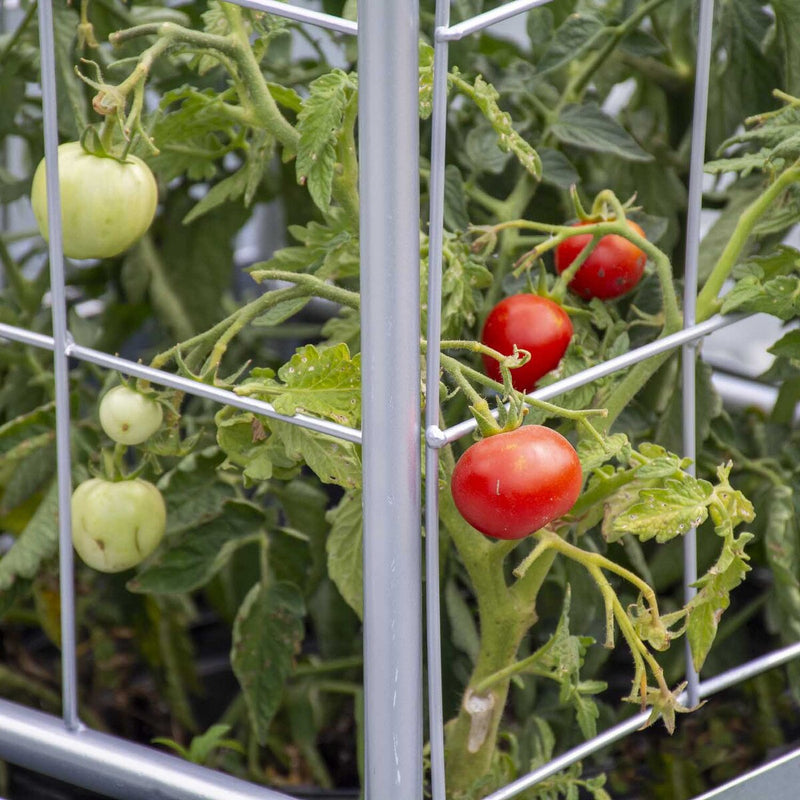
[484,639,800,800]
[231,0,357,35]
[437,0,554,41]
[0,321,56,351]
[0,322,362,444]
[0,698,293,800]
[692,747,800,800]
[435,313,746,447]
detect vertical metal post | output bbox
[423,2,453,798]
[36,0,81,730]
[682,0,716,708]
[358,2,423,799]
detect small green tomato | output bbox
[99,385,163,445]
[71,478,166,573]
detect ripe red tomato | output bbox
[554,219,646,300]
[451,425,582,540]
[480,295,573,393]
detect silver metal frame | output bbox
[0,0,797,798]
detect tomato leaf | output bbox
[53,1,87,140]
[444,578,480,663]
[539,147,580,190]
[160,453,236,534]
[250,212,359,279]
[720,256,800,320]
[444,165,470,232]
[296,69,356,212]
[270,421,362,489]
[231,580,306,745]
[611,475,712,543]
[773,0,800,97]
[237,344,361,426]
[535,12,603,76]
[686,530,753,672]
[150,86,237,182]
[576,432,629,474]
[419,42,434,120]
[551,104,653,162]
[0,480,58,592]
[128,500,265,594]
[326,490,363,619]
[468,76,542,179]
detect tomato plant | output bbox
[2,1,796,798]
[480,294,573,393]
[554,220,647,300]
[450,425,582,540]
[71,478,166,573]
[30,142,158,260]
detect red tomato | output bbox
[480,295,573,393]
[554,219,647,300]
[451,425,582,540]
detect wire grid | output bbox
[0,0,798,799]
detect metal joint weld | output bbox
[425,425,448,449]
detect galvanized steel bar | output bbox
[435,313,746,446]
[437,0,554,41]
[681,0,716,708]
[36,0,80,732]
[0,698,294,800]
[0,323,362,442]
[484,640,800,800]
[423,0,452,796]
[358,1,423,798]
[230,0,357,35]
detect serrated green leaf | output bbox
[128,501,265,594]
[250,213,358,279]
[704,150,772,176]
[469,76,541,179]
[444,165,469,232]
[720,272,800,320]
[232,580,305,744]
[687,531,753,671]
[612,476,712,543]
[576,432,629,473]
[326,490,363,619]
[464,123,511,174]
[419,42,434,119]
[769,328,800,360]
[0,440,56,515]
[539,147,580,190]
[161,454,236,534]
[0,480,58,592]
[270,421,361,489]
[444,578,479,662]
[151,87,237,182]
[551,104,652,162]
[536,12,603,75]
[238,344,361,426]
[183,169,250,225]
[773,0,800,97]
[53,1,86,140]
[296,69,355,212]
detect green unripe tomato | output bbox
[99,385,163,445]
[31,142,158,259]
[71,478,166,573]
